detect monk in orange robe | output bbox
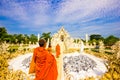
[56,44,60,58]
[33,39,58,80]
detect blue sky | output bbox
[0,0,120,39]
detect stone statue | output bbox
[111,41,120,59]
[99,40,105,53]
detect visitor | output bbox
[56,44,60,58]
[32,39,58,80]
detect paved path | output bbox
[55,53,64,80]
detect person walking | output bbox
[31,39,58,80]
[56,44,61,58]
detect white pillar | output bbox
[85,34,88,43]
[38,33,40,41]
[46,38,49,49]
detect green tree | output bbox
[3,34,13,43]
[12,34,18,44]
[90,34,103,41]
[16,34,24,44]
[104,35,119,46]
[40,32,51,42]
[0,27,8,42]
[0,27,7,36]
[90,34,104,45]
[29,34,37,44]
[24,34,29,44]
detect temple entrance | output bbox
[61,35,64,42]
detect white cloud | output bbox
[69,22,120,38]
[55,0,120,23]
[1,0,119,26]
[0,0,120,37]
[0,1,28,21]
[0,0,51,27]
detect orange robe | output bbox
[56,44,60,58]
[47,47,52,53]
[33,47,58,80]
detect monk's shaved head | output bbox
[39,39,46,47]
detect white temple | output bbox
[51,27,83,52]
